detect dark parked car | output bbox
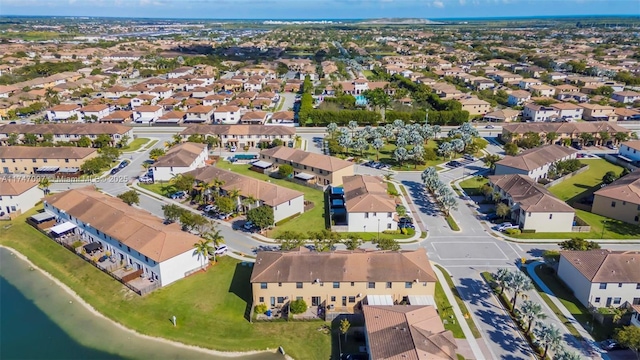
[448,160,462,167]
[572,143,583,150]
[484,213,499,221]
[110,167,120,175]
[118,160,129,168]
[600,339,624,351]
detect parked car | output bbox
[214,245,228,256]
[110,167,120,175]
[139,176,153,183]
[447,160,462,167]
[607,144,618,150]
[463,154,476,161]
[485,124,495,129]
[169,191,186,199]
[203,204,216,213]
[572,143,583,150]
[495,223,515,231]
[600,339,624,351]
[499,224,519,232]
[218,212,232,220]
[484,213,499,221]
[230,146,237,152]
[243,221,256,230]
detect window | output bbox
[277,297,285,304]
[387,223,392,229]
[619,283,623,288]
[594,297,600,303]
[32,159,36,163]
[388,212,392,218]
[613,297,621,305]
[333,282,340,289]
[296,282,303,289]
[65,159,69,163]
[260,283,267,289]
[637,283,640,290]
[611,201,616,208]
[367,282,375,289]
[331,296,336,302]
[599,283,607,290]
[623,201,627,205]
[350,282,355,287]
[348,296,356,303]
[636,216,639,222]
[373,212,376,217]
[259,297,264,303]
[549,214,553,219]
[405,282,413,289]
[43,159,48,163]
[278,282,282,287]
[365,212,369,219]
[296,296,302,301]
[633,298,640,305]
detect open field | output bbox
[0,209,330,360]
[547,159,624,203]
[122,138,150,152]
[459,176,488,196]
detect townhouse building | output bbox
[250,248,437,314]
[185,166,304,223]
[43,187,203,287]
[0,123,134,147]
[153,142,208,181]
[179,125,295,149]
[557,250,640,308]
[260,146,354,186]
[0,179,43,217]
[342,175,397,233]
[489,174,575,232]
[0,146,99,175]
[592,171,640,225]
[501,122,630,145]
[47,104,81,121]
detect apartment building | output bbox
[342,175,397,232]
[0,123,134,147]
[0,179,43,217]
[489,174,575,232]
[557,250,640,308]
[494,145,577,181]
[180,125,295,149]
[0,146,98,175]
[260,146,354,186]
[43,187,203,287]
[185,166,304,223]
[250,248,437,314]
[153,142,208,181]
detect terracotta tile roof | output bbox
[560,250,640,283]
[0,146,97,159]
[100,110,132,122]
[594,170,640,205]
[0,123,131,136]
[250,248,436,283]
[621,140,640,152]
[495,145,577,171]
[272,111,294,120]
[260,146,353,173]
[343,175,396,213]
[154,142,206,167]
[180,125,295,137]
[185,166,303,207]
[80,104,109,112]
[50,104,81,111]
[240,111,267,120]
[363,305,457,360]
[502,122,629,135]
[44,187,199,262]
[0,178,39,196]
[214,105,240,113]
[134,105,162,112]
[489,174,574,213]
[186,105,214,114]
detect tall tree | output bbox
[534,323,563,359]
[193,238,214,270]
[372,137,384,161]
[520,300,547,334]
[201,229,224,262]
[493,268,512,297]
[507,271,533,309]
[162,204,184,224]
[615,326,640,360]
[117,190,139,206]
[38,178,51,195]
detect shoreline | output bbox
[0,245,290,360]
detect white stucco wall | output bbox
[273,195,304,223]
[586,282,640,308]
[0,185,43,214]
[158,250,202,286]
[214,111,240,124]
[520,211,574,232]
[557,256,594,308]
[347,211,397,232]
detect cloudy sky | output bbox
[2,0,638,19]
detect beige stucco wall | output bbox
[252,280,435,312]
[592,194,640,224]
[1,151,98,174]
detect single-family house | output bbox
[240,111,268,125]
[530,84,556,97]
[489,174,575,232]
[507,90,531,106]
[612,91,640,104]
[271,111,295,125]
[551,103,584,121]
[342,175,398,233]
[519,78,543,90]
[133,105,163,124]
[100,110,133,124]
[483,109,520,123]
[153,142,208,181]
[156,111,186,126]
[184,105,214,124]
[79,104,110,122]
[619,141,640,162]
[580,104,618,122]
[167,66,195,79]
[522,103,560,122]
[557,250,640,308]
[458,96,491,116]
[213,105,241,125]
[47,104,81,121]
[494,145,578,180]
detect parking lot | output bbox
[361,160,391,171]
[444,156,477,169]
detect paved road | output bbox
[279,92,297,112]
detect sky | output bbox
[1,0,639,20]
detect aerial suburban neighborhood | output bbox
[0,3,640,360]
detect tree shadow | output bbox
[228,262,253,321]
[457,277,493,307]
[401,180,441,216]
[526,248,546,258]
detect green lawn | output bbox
[435,265,482,338]
[122,138,150,152]
[362,70,374,79]
[445,214,460,231]
[358,141,446,171]
[216,162,327,237]
[533,265,609,341]
[513,209,640,240]
[138,182,177,198]
[548,159,624,202]
[435,281,465,338]
[143,139,159,150]
[459,176,488,196]
[0,209,330,359]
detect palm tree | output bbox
[193,239,214,271]
[520,300,547,334]
[38,177,51,195]
[554,349,582,360]
[493,268,512,296]
[534,323,562,359]
[508,271,534,309]
[599,131,611,146]
[227,188,242,211]
[545,131,558,144]
[242,195,258,214]
[201,229,225,262]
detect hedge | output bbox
[275,212,302,226]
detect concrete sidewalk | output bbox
[432,263,487,360]
[526,261,608,360]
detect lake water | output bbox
[0,248,284,360]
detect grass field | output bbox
[548,159,624,202]
[138,182,177,198]
[362,70,375,79]
[122,138,150,152]
[0,209,330,359]
[446,214,460,231]
[435,281,465,338]
[435,265,482,339]
[459,176,488,196]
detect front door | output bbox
[342,296,347,307]
[312,296,321,307]
[606,297,612,307]
[270,297,276,307]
